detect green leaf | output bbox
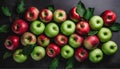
[47,5,55,12]
[22,45,35,56]
[84,8,94,20]
[65,57,74,69]
[88,30,98,35]
[109,23,120,32]
[1,6,12,16]
[76,1,86,17]
[16,0,25,14]
[3,51,12,59]
[0,25,9,33]
[49,57,59,69]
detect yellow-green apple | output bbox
[54,9,67,23]
[21,32,36,46]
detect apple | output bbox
[31,46,46,61]
[25,7,39,21]
[75,47,88,62]
[54,34,68,46]
[102,41,118,55]
[13,49,27,63]
[98,27,112,42]
[4,35,19,50]
[69,7,80,22]
[84,35,99,50]
[46,43,60,58]
[45,23,59,38]
[61,20,75,36]
[69,34,84,48]
[61,45,74,59]
[76,21,90,35]
[54,9,67,23]
[89,48,103,63]
[30,20,45,35]
[89,16,103,30]
[12,19,28,35]
[37,34,50,47]
[21,32,36,46]
[39,9,53,23]
[101,10,117,26]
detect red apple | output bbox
[12,19,28,35]
[37,34,50,47]
[55,34,68,46]
[46,43,60,58]
[76,21,90,35]
[25,7,39,21]
[101,10,117,26]
[39,9,53,23]
[75,47,88,62]
[84,35,99,50]
[69,7,80,22]
[4,35,19,50]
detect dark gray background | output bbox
[0,0,120,69]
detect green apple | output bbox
[45,23,59,38]
[102,41,118,55]
[89,16,103,30]
[61,20,75,36]
[31,46,45,61]
[61,45,74,59]
[13,49,27,63]
[30,20,45,35]
[98,27,112,42]
[89,48,103,63]
[69,34,84,48]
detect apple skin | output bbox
[98,27,112,42]
[69,7,80,22]
[21,32,36,46]
[37,34,50,47]
[89,48,103,63]
[76,21,90,35]
[13,49,27,63]
[84,35,99,50]
[101,10,117,26]
[25,7,39,21]
[102,41,118,55]
[30,20,45,35]
[4,35,19,50]
[55,34,68,46]
[69,34,84,48]
[54,9,67,23]
[39,9,53,23]
[31,46,46,61]
[12,19,28,35]
[61,20,75,36]
[75,47,88,62]
[89,16,103,30]
[46,43,60,58]
[45,23,59,38]
[61,45,74,59]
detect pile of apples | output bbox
[4,6,118,63]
